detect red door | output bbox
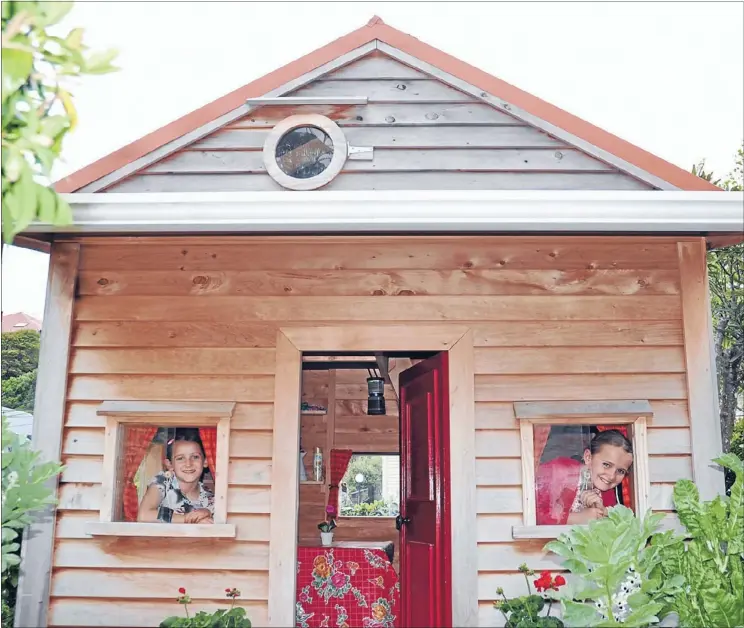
[397,353,452,627]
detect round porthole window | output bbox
[263,115,348,190]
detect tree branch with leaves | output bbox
[2,0,117,243]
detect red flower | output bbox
[225,588,231,593]
[178,587,186,595]
[534,571,565,593]
[554,575,566,587]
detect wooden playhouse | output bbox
[14,16,744,628]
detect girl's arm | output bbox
[137,485,164,522]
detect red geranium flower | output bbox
[554,575,566,587]
[178,587,186,595]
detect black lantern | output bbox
[366,376,386,415]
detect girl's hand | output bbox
[580,489,604,510]
[184,509,212,524]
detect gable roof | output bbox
[55,16,720,193]
[2,312,42,333]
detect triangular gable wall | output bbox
[96,50,654,193]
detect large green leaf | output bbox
[1,48,33,102]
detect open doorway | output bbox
[293,350,451,627]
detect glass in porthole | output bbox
[275,126,334,179]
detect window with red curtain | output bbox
[326,449,353,519]
[122,426,158,522]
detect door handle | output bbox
[395,514,411,530]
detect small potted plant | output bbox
[318,518,337,546]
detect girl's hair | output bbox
[165,429,206,462]
[589,429,633,455]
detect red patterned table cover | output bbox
[296,545,400,628]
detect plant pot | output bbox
[320,532,334,546]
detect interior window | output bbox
[534,424,635,526]
[114,425,217,524]
[340,454,400,517]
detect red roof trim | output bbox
[55,18,719,193]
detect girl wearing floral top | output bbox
[138,433,214,524]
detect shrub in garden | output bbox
[160,587,251,627]
[544,506,683,626]
[658,453,744,628]
[493,564,565,627]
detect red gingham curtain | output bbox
[123,426,158,521]
[597,425,633,508]
[533,425,551,473]
[198,427,217,477]
[326,449,353,519]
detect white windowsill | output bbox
[512,525,583,540]
[85,521,236,538]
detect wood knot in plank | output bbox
[397,290,415,296]
[97,277,109,286]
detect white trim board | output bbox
[22,190,744,235]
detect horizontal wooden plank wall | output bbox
[298,369,400,568]
[55,235,693,627]
[104,52,653,193]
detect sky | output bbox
[2,1,743,321]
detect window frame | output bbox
[511,400,651,540]
[262,114,348,190]
[84,400,236,538]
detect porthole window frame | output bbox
[263,114,348,190]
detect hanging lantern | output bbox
[366,376,386,415]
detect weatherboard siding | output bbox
[45,234,697,627]
[101,52,652,193]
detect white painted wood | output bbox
[377,43,679,190]
[514,400,653,420]
[268,332,301,628]
[261,114,348,190]
[99,417,120,523]
[15,243,79,628]
[290,79,475,102]
[519,420,536,526]
[214,418,230,524]
[83,522,236,538]
[678,241,725,500]
[97,400,236,417]
[28,190,742,235]
[512,524,576,539]
[449,331,479,627]
[106,171,652,193]
[245,97,368,105]
[146,148,610,174]
[192,126,565,150]
[326,54,428,79]
[77,41,377,192]
[632,417,651,515]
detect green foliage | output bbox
[544,506,683,626]
[161,589,251,628]
[344,454,383,496]
[1,368,37,412]
[659,454,744,628]
[160,608,251,628]
[340,499,398,517]
[494,566,565,627]
[732,418,744,462]
[2,1,117,243]
[1,412,63,573]
[1,330,39,379]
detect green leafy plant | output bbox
[494,564,565,627]
[317,519,337,533]
[340,499,399,517]
[160,587,251,628]
[658,453,744,628]
[2,1,118,243]
[1,412,63,573]
[545,506,683,626]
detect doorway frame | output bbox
[268,325,478,627]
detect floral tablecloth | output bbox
[296,545,400,628]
